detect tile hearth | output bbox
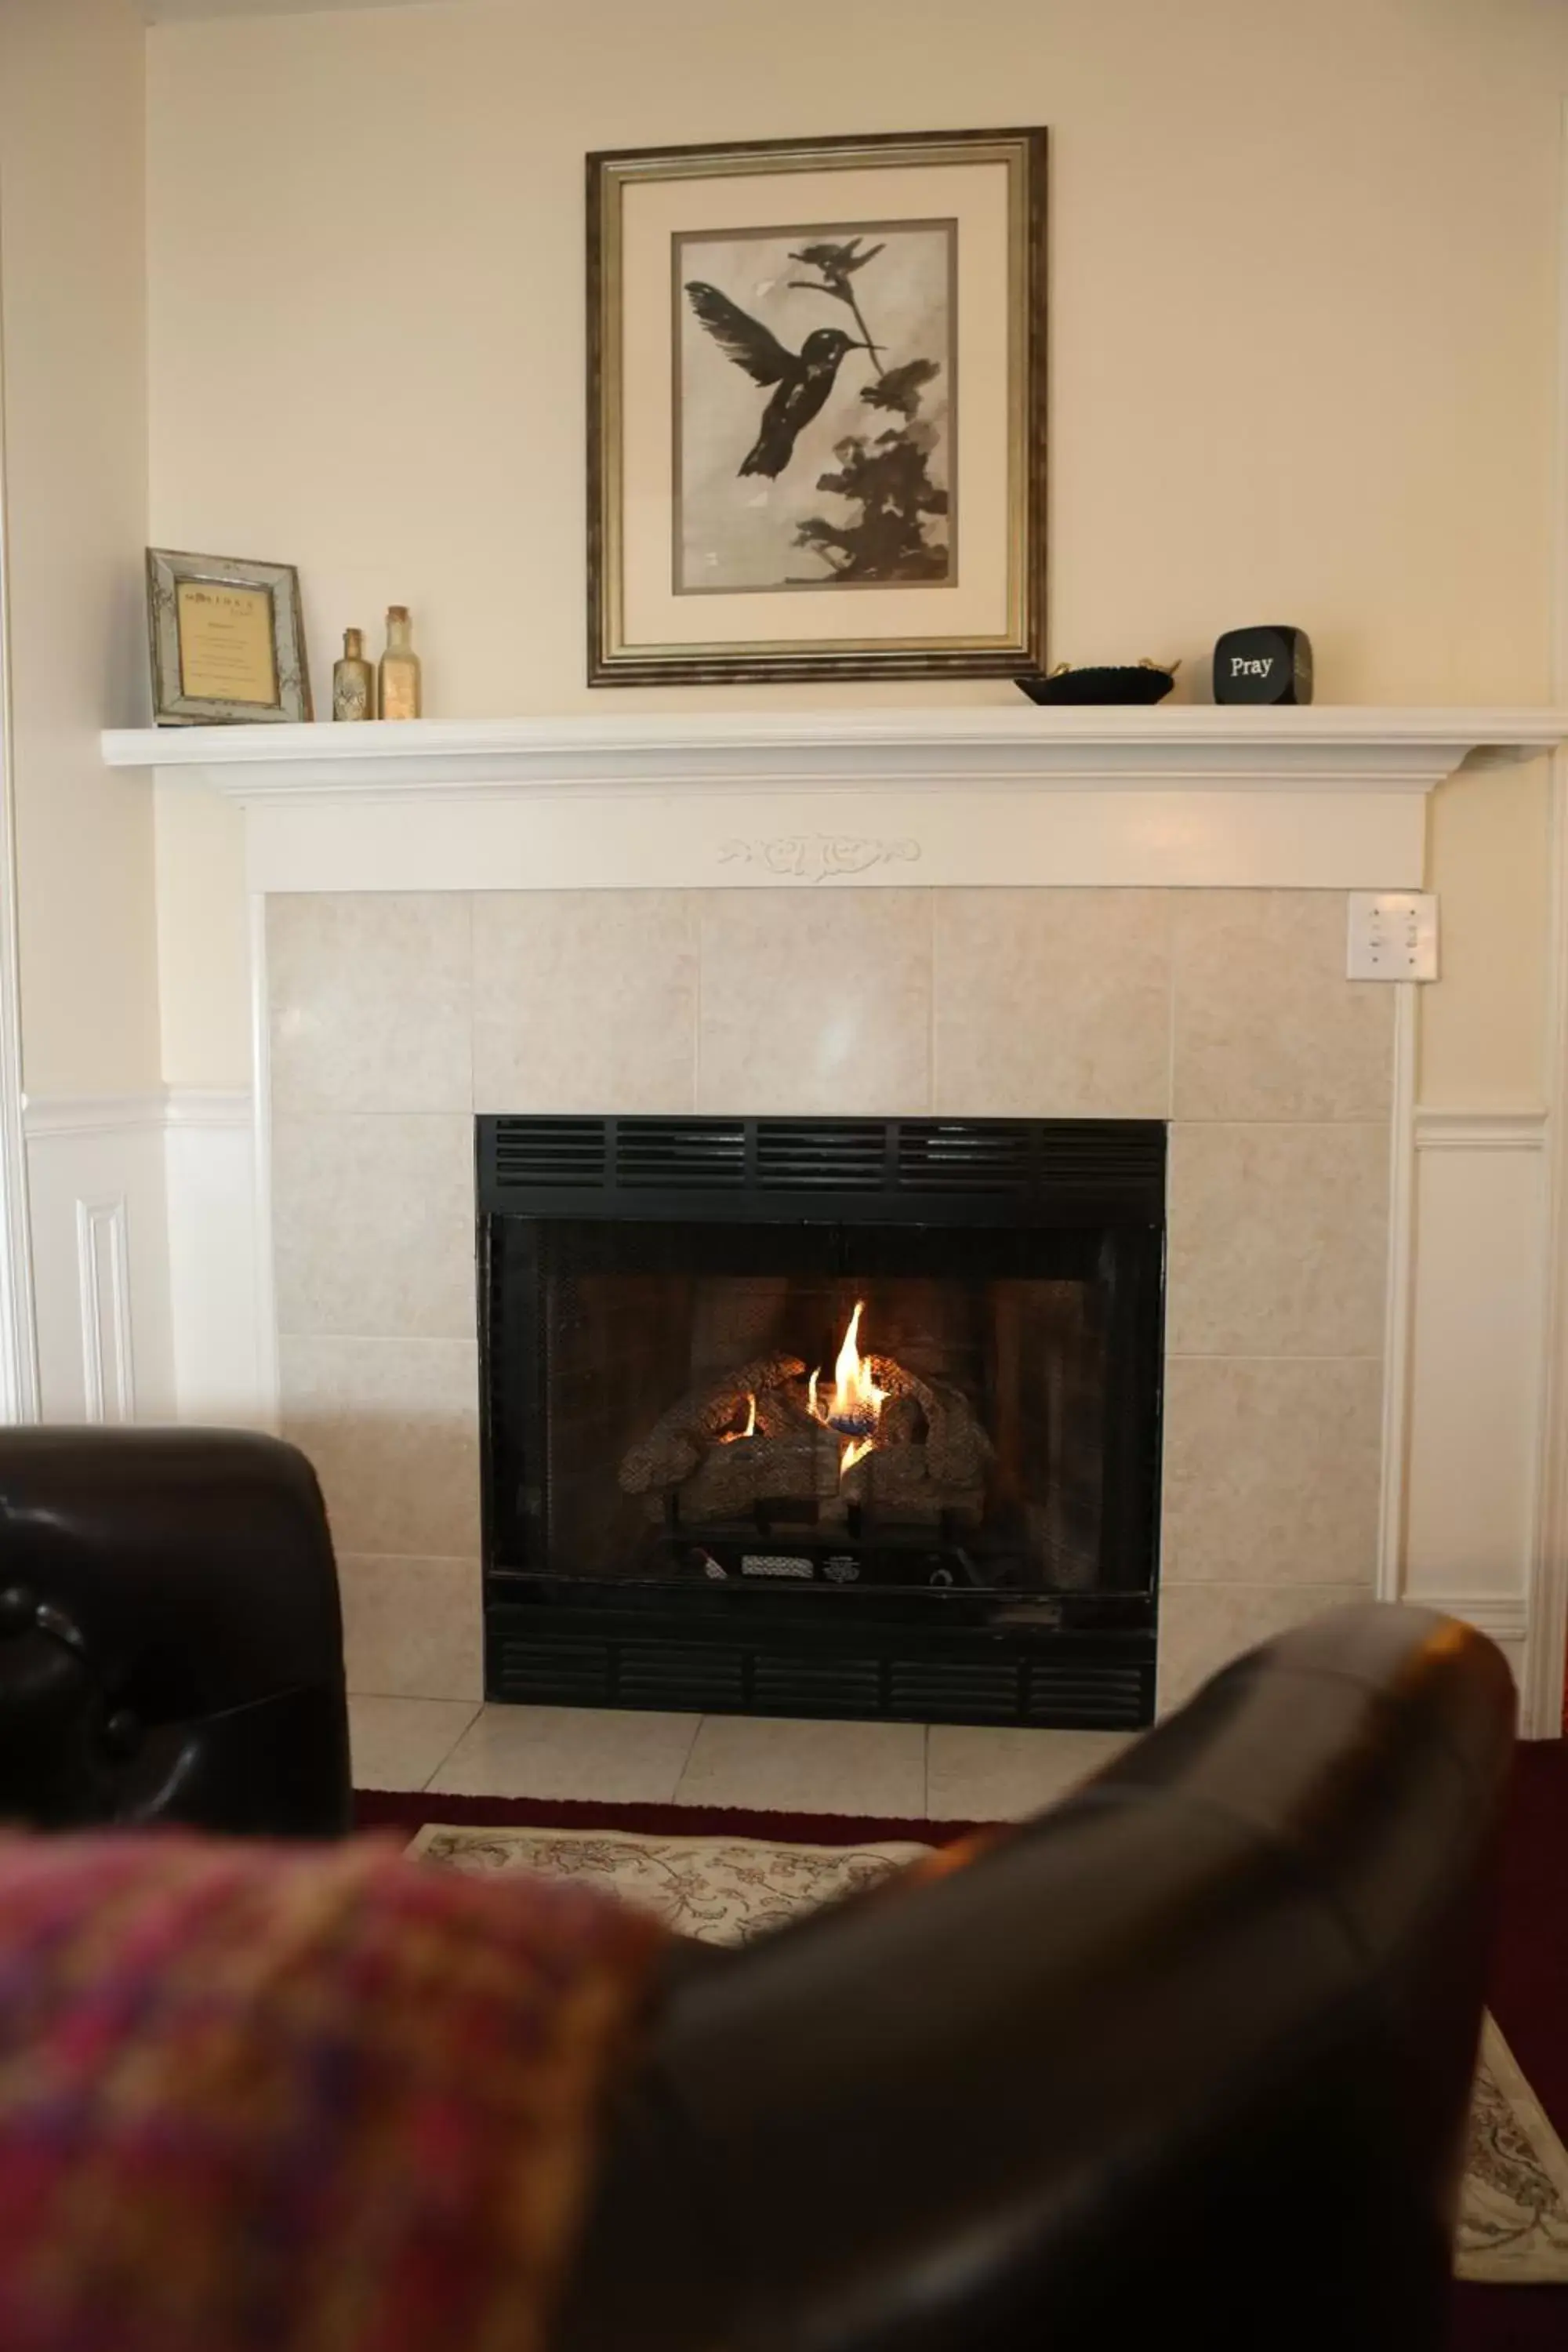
[349,1697,1131,1822]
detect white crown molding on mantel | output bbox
[102,706,1568,895]
[101,706,1568,796]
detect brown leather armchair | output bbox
[556,1606,1515,2351]
[0,1436,1514,2347]
[0,1428,350,1837]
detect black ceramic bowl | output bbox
[1015,663,1176,706]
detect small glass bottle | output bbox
[379,605,422,721]
[332,627,376,721]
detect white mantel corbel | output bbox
[101,706,1568,892]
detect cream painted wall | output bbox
[145,0,1568,1092]
[1423,762,1552,1108]
[153,777,252,1087]
[0,0,162,1097]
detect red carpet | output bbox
[354,1787,985,1846]
[361,1741,1568,2343]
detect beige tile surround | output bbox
[270,887,1393,1721]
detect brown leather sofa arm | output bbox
[556,1605,1515,2352]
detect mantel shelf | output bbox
[102,706,1568,895]
[101,705,1568,800]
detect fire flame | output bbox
[808,1300,887,1481]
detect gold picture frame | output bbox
[146,547,313,725]
[587,126,1047,687]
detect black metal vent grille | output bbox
[491,1117,607,1192]
[753,1654,885,1715]
[1024,1662,1149,1728]
[489,1623,1152,1729]
[756,1121,886,1191]
[619,1644,746,1711]
[480,1116,1163,1225]
[495,1637,610,1707]
[1038,1126,1172,1214]
[615,1121,746,1189]
[897,1122,1031,1192]
[888,1659,1022,1722]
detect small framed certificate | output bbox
[146,548,313,724]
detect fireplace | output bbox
[477,1116,1165,1727]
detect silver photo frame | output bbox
[146,546,313,725]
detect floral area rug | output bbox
[411,1822,1568,2285]
[1461,2017,1568,2282]
[406,1822,929,1947]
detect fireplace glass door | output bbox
[489,1218,1157,1596]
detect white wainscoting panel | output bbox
[24,1097,175,1424]
[74,1196,135,1423]
[164,1089,267,1427]
[1399,1108,1548,1708]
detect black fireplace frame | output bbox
[477,1116,1165,1730]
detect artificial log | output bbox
[619,1350,993,1529]
[840,1445,984,1527]
[617,1355,805,1495]
[866,1357,992,1492]
[676,1426,837,1523]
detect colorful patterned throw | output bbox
[0,1832,664,2352]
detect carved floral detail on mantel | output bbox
[718,834,922,884]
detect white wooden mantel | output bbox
[101,706,1568,892]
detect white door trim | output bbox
[0,244,40,1424]
[246,892,280,1431]
[1376,983,1418,1602]
[1522,92,1568,1739]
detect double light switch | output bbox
[1346,891,1439,982]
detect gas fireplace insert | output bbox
[478,1116,1164,1729]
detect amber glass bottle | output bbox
[379,606,422,721]
[332,627,376,721]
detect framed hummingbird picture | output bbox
[586,127,1047,686]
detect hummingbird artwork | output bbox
[679,230,949,590]
[683,280,872,481]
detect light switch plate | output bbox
[1346,891,1439,982]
